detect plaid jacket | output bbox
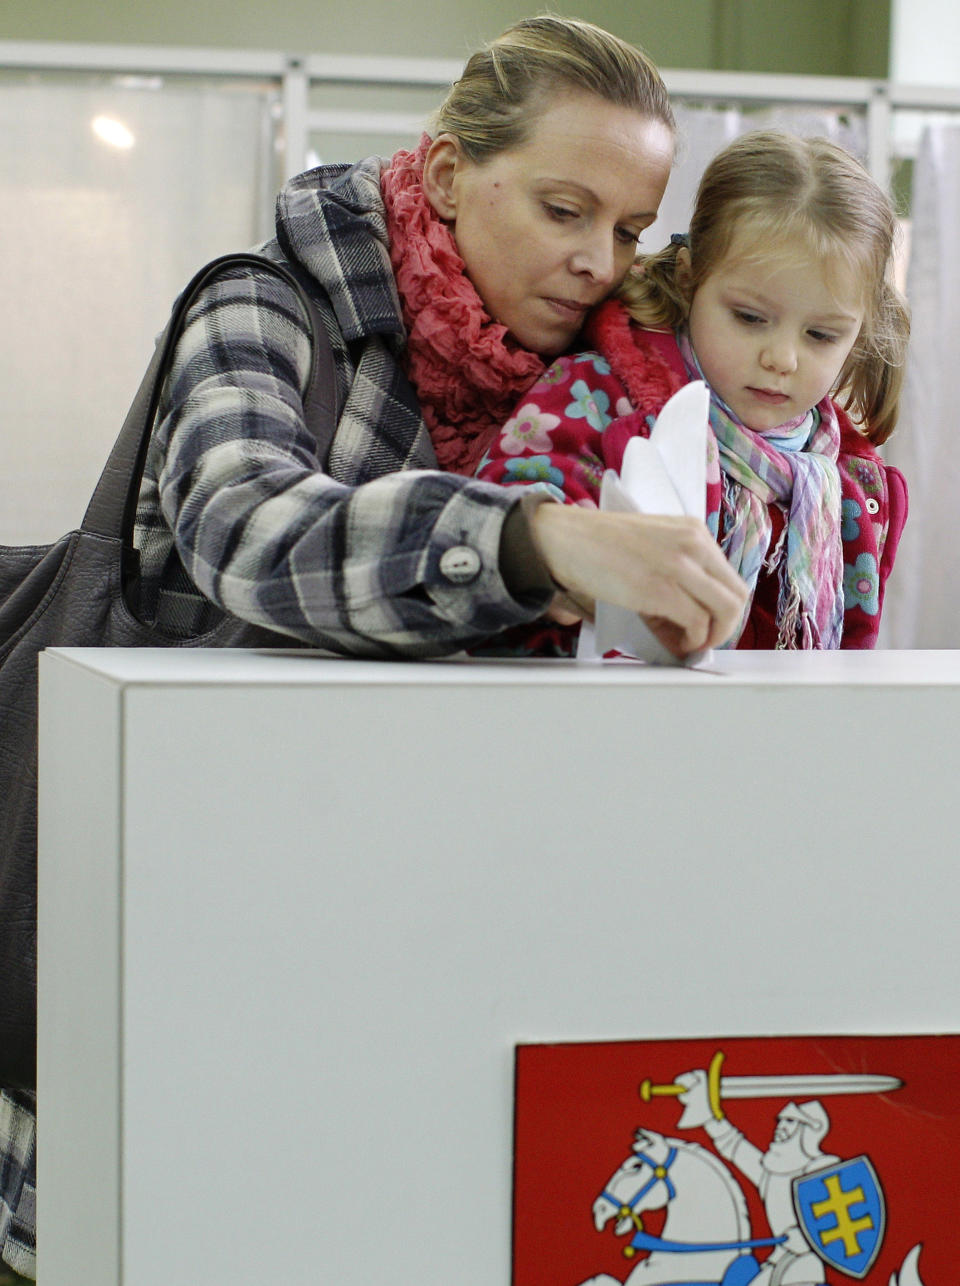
[0,1091,35,1279]
[133,156,552,655]
[1,161,553,1278]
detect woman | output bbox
[133,15,747,661]
[0,20,748,1282]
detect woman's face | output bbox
[424,92,673,357]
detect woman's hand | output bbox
[530,504,748,657]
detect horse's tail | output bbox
[889,1244,924,1286]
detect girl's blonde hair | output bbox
[432,15,675,162]
[620,131,910,444]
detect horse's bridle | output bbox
[597,1142,785,1262]
[599,1145,678,1255]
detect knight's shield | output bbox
[792,1156,885,1280]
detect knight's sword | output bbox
[639,1050,902,1120]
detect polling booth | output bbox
[37,647,959,1285]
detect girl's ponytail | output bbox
[616,239,689,329]
[839,278,911,446]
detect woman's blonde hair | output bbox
[432,14,675,162]
[620,130,910,444]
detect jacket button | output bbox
[439,545,482,584]
[865,498,880,515]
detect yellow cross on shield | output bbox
[792,1155,885,1279]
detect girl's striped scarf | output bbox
[676,329,845,649]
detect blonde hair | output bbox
[432,14,675,163]
[620,131,910,444]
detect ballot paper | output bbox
[577,379,713,667]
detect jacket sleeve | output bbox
[838,445,909,649]
[148,264,553,657]
[879,464,909,585]
[475,351,643,506]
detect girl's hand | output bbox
[530,504,747,657]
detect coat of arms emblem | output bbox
[793,1156,885,1279]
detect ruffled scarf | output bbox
[675,328,845,649]
[380,135,545,475]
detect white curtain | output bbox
[644,105,742,251]
[0,77,276,544]
[882,125,960,647]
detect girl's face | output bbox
[423,92,673,357]
[685,235,865,432]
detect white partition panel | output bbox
[0,73,276,545]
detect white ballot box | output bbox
[36,648,960,1285]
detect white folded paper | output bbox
[577,379,713,667]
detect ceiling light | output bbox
[91,115,135,150]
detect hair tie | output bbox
[670,232,690,247]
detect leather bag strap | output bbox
[81,252,338,543]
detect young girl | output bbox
[476,130,910,651]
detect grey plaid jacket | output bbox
[0,160,555,1278]
[133,156,553,655]
[0,1091,35,1278]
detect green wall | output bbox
[0,0,890,77]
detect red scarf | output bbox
[380,136,546,475]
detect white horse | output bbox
[579,1130,928,1286]
[579,1127,769,1286]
